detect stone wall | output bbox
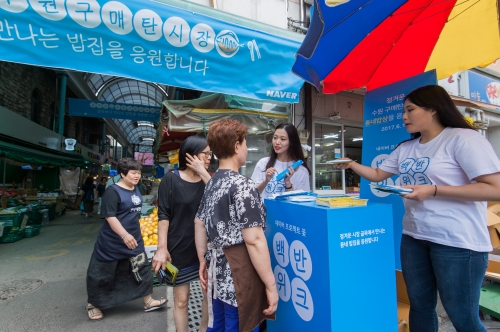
[0,61,57,130]
[0,61,92,145]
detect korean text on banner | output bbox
[0,0,303,103]
[360,70,437,270]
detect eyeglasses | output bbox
[200,151,213,158]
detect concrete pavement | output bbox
[0,208,170,332]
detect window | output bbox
[312,121,345,194]
[75,122,80,142]
[31,89,41,123]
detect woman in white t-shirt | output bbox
[336,85,500,332]
[251,123,311,199]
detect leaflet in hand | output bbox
[269,190,308,199]
[325,159,354,165]
[370,184,413,195]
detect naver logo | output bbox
[266,91,298,100]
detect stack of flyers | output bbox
[325,159,355,165]
[269,190,308,199]
[370,184,413,195]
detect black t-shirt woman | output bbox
[81,177,95,218]
[85,158,165,321]
[152,135,212,332]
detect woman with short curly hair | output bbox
[195,119,278,332]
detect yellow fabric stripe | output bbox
[425,0,500,79]
[191,108,289,119]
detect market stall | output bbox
[264,198,397,331]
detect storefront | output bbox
[0,106,87,191]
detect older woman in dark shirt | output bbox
[86,158,165,321]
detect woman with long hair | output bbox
[251,122,311,199]
[195,119,278,332]
[86,158,165,321]
[153,135,210,332]
[335,85,500,332]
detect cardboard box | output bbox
[487,204,500,249]
[486,251,500,282]
[396,270,410,332]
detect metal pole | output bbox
[299,0,305,27]
[2,160,6,192]
[58,74,67,135]
[114,136,118,161]
[54,75,58,132]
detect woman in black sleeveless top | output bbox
[153,136,212,332]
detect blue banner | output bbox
[68,98,160,121]
[0,0,303,103]
[360,70,437,270]
[468,70,500,106]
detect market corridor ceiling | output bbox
[85,74,168,152]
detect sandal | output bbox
[143,297,166,312]
[86,304,103,321]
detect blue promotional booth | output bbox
[265,199,397,331]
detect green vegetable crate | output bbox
[0,228,25,244]
[480,283,500,320]
[24,225,41,238]
[0,209,28,228]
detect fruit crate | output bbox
[0,228,25,244]
[24,225,41,238]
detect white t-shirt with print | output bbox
[379,127,500,252]
[251,157,311,199]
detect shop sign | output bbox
[0,0,303,102]
[68,99,160,121]
[486,59,500,74]
[467,71,500,106]
[438,73,462,96]
[64,138,77,151]
[361,70,437,270]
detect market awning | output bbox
[156,93,291,154]
[0,0,304,103]
[0,140,87,168]
[161,93,289,132]
[450,95,500,113]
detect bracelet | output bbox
[121,233,129,240]
[285,184,293,190]
[433,185,437,197]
